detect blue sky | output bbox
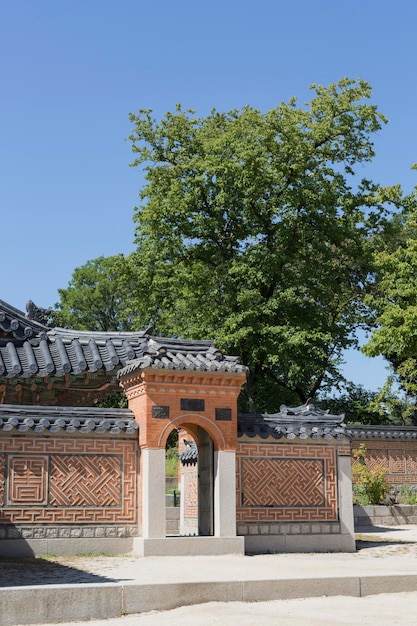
[1,1,416,391]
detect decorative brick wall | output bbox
[351,440,417,486]
[236,442,338,525]
[178,431,198,534]
[0,437,138,536]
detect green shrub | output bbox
[165,446,179,478]
[399,485,417,505]
[352,444,389,505]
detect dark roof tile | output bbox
[237,400,347,441]
[0,404,138,435]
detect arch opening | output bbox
[165,427,181,537]
[174,425,214,537]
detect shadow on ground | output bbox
[0,557,129,587]
[355,529,415,552]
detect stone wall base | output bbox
[244,533,355,553]
[238,522,355,553]
[0,525,138,557]
[354,504,417,527]
[0,536,135,557]
[133,536,245,557]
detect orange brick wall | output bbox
[178,431,198,522]
[236,441,338,523]
[351,440,417,485]
[183,466,198,518]
[0,437,137,525]
[121,370,245,451]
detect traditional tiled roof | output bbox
[0,404,138,435]
[0,299,246,405]
[117,337,247,379]
[0,299,50,341]
[349,425,417,440]
[179,439,198,465]
[178,403,348,464]
[237,400,347,441]
[0,299,149,378]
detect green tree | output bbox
[317,384,383,424]
[54,254,139,332]
[127,78,404,411]
[363,196,417,420]
[318,382,414,425]
[369,378,416,425]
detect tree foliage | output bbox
[126,78,403,410]
[318,382,414,425]
[317,385,382,424]
[54,254,140,332]
[363,190,417,411]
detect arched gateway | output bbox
[117,337,247,556]
[0,298,355,557]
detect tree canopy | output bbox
[55,254,138,332]
[54,78,407,413]
[126,78,403,410]
[363,189,417,411]
[318,383,409,425]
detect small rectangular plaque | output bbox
[215,408,232,421]
[180,398,205,412]
[152,405,170,419]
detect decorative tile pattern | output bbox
[49,455,121,507]
[8,456,48,504]
[0,454,5,506]
[236,443,338,522]
[242,458,325,507]
[0,438,137,524]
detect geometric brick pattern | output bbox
[389,451,406,474]
[183,466,198,518]
[8,456,48,504]
[406,450,417,476]
[352,443,417,485]
[49,455,122,507]
[0,454,4,506]
[242,458,325,507]
[0,438,137,524]
[236,443,338,522]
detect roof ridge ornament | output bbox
[277,398,337,420]
[25,300,53,327]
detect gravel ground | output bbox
[2,529,417,587]
[3,527,417,626]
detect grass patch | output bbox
[166,446,179,478]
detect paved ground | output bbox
[18,592,417,626]
[2,525,417,626]
[3,525,417,588]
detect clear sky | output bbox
[1,0,416,391]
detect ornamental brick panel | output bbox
[49,455,122,507]
[0,438,137,525]
[352,442,417,484]
[8,456,48,505]
[389,451,406,474]
[237,442,338,523]
[406,450,417,476]
[184,466,198,518]
[242,458,325,507]
[0,454,5,506]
